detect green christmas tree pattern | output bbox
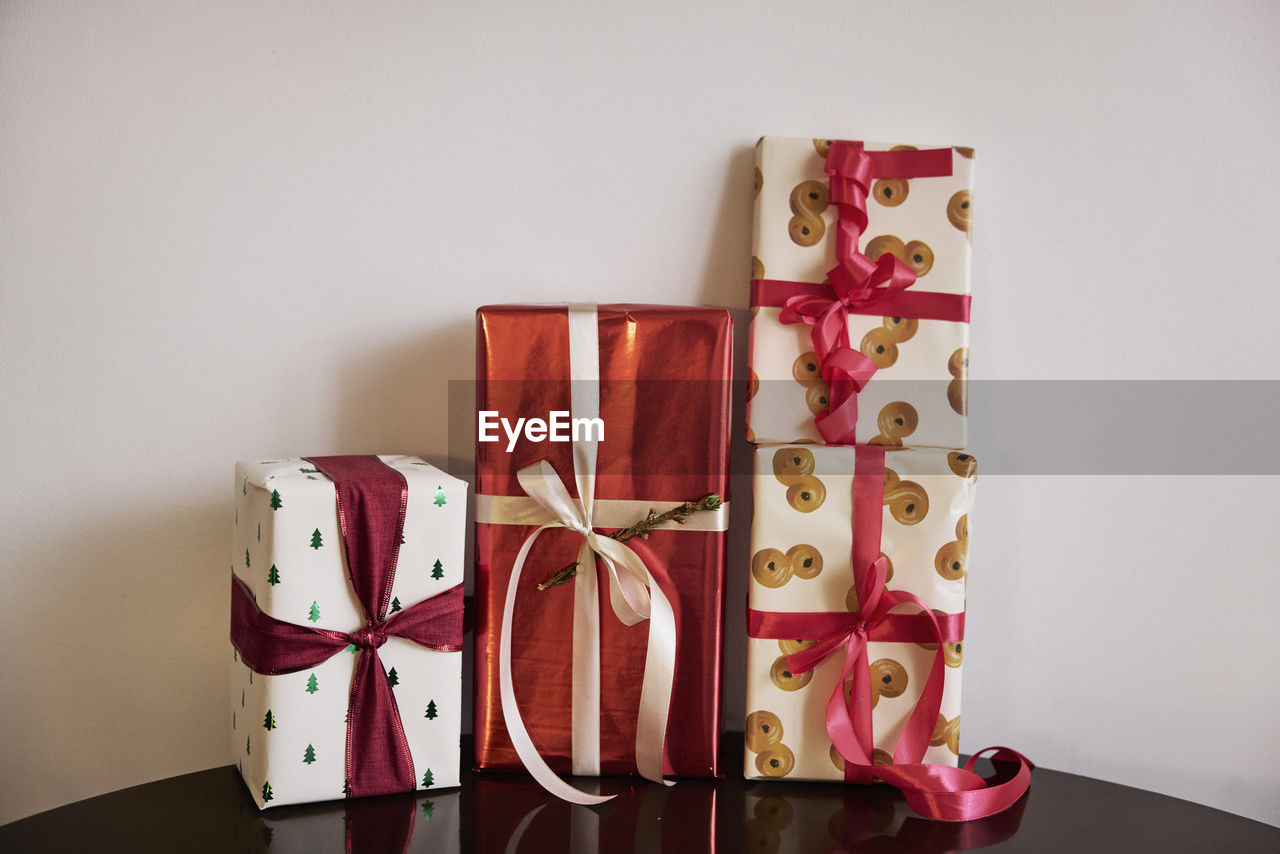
[424,700,437,720]
[299,467,318,474]
[257,523,261,542]
[308,601,321,622]
[422,800,434,818]
[421,769,434,788]
[303,744,316,765]
[241,689,245,708]
[389,597,401,613]
[245,548,251,568]
[246,735,251,755]
[433,487,447,507]
[270,489,282,510]
[262,782,273,803]
[310,528,323,549]
[263,710,276,730]
[387,667,399,687]
[243,477,248,496]
[305,672,318,694]
[431,559,444,580]
[232,711,236,729]
[267,564,280,585]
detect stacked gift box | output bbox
[742,137,1027,819]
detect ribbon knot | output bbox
[829,251,917,311]
[349,624,388,650]
[515,460,655,625]
[783,556,893,678]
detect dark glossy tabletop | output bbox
[2,734,1275,853]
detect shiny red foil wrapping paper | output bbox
[474,304,732,778]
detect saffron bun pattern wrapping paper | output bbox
[229,456,466,808]
[744,445,974,782]
[747,136,974,448]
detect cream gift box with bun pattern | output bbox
[747,136,974,449]
[745,444,974,782]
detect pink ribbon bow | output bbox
[778,249,920,444]
[781,555,953,781]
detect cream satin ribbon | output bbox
[483,303,727,805]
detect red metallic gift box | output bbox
[474,304,732,779]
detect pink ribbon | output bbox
[752,141,971,444]
[748,445,1031,821]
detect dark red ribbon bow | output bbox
[752,140,970,444]
[749,445,1031,821]
[230,455,464,799]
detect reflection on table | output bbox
[741,779,1025,853]
[233,785,460,854]
[5,734,1279,853]
[472,776,716,853]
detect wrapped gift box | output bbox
[747,136,974,448]
[474,304,732,779]
[230,456,466,808]
[745,444,975,782]
[472,778,717,853]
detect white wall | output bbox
[3,0,1278,827]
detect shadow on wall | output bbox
[311,141,761,749]
[696,143,756,734]
[1,495,230,825]
[331,318,478,733]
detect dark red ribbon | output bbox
[748,445,1031,821]
[752,140,970,444]
[230,455,464,799]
